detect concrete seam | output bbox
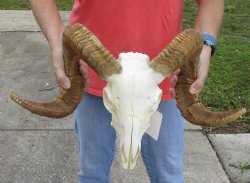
[184,129,202,132]
[205,133,232,183]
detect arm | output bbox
[30,0,70,88]
[170,0,224,97]
[189,0,224,94]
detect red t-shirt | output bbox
[70,0,183,100]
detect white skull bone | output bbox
[103,52,165,169]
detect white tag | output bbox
[146,111,163,141]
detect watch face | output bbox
[204,40,216,56]
[204,39,214,46]
[202,34,216,56]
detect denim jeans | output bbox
[74,93,184,183]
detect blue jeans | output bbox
[74,93,184,183]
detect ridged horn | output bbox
[63,23,122,80]
[148,28,203,79]
[10,24,122,118]
[175,31,246,126]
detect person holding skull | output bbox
[29,0,224,182]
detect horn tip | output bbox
[10,91,18,101]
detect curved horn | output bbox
[10,24,122,118]
[175,32,246,127]
[148,28,203,79]
[63,23,122,80]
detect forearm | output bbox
[30,0,71,88]
[194,0,224,38]
[30,0,65,51]
[186,1,224,94]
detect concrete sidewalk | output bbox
[0,10,249,183]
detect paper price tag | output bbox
[146,111,163,141]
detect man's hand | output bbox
[170,45,212,98]
[170,68,181,98]
[51,47,71,89]
[51,48,90,90]
[189,45,211,95]
[30,0,69,89]
[79,59,90,91]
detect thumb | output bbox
[51,48,71,89]
[55,70,71,89]
[189,46,211,95]
[189,80,203,95]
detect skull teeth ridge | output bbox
[120,118,141,170]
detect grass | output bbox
[1,0,249,133]
[0,0,73,10]
[229,162,250,173]
[184,0,250,133]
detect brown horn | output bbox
[10,24,122,118]
[148,28,203,78]
[175,31,246,127]
[63,23,122,80]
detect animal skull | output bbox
[103,53,164,169]
[10,24,246,169]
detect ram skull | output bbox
[103,53,164,169]
[10,24,246,169]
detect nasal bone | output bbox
[122,116,141,169]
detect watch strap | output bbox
[202,33,217,56]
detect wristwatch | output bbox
[202,34,216,56]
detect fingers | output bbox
[79,59,90,91]
[170,74,178,87]
[79,60,88,79]
[189,62,208,94]
[189,45,211,95]
[189,79,204,95]
[55,68,71,89]
[169,88,176,99]
[52,51,90,91]
[170,68,181,98]
[173,68,181,76]
[51,48,71,89]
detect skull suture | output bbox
[10,24,246,169]
[103,53,164,169]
